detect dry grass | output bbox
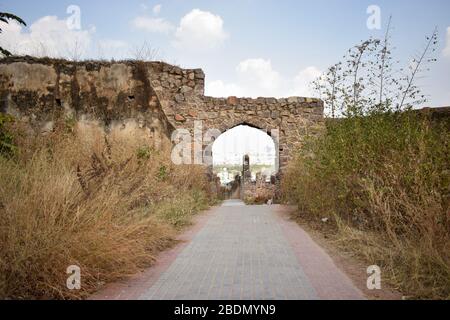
[243,184,275,205]
[0,120,213,299]
[282,112,450,299]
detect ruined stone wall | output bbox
[0,56,324,170]
[0,57,204,147]
[171,95,324,169]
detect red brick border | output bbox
[275,207,365,300]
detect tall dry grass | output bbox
[282,111,450,299]
[0,119,213,299]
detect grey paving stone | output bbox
[139,200,318,300]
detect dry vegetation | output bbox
[284,25,450,299]
[0,117,214,299]
[282,112,450,299]
[243,184,276,205]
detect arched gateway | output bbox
[0,58,324,171]
[150,64,325,171]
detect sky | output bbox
[1,0,449,165]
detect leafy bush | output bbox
[282,111,450,298]
[284,21,448,299]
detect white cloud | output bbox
[206,58,321,99]
[153,4,162,15]
[173,9,228,52]
[444,26,450,58]
[206,80,244,97]
[0,16,93,60]
[95,39,129,59]
[236,59,282,95]
[290,66,322,97]
[97,39,128,49]
[206,58,281,97]
[132,16,174,33]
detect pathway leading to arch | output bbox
[91,200,365,300]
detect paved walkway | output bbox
[91,200,365,300]
[141,200,318,300]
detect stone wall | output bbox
[156,74,324,170]
[0,56,205,147]
[0,56,324,170]
[181,95,324,169]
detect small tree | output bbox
[0,12,26,57]
[313,62,342,118]
[314,18,438,117]
[397,27,438,110]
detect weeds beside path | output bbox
[0,120,215,299]
[282,112,450,299]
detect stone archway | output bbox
[159,93,325,172]
[0,58,325,172]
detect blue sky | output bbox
[1,0,449,107]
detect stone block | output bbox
[180,85,192,94]
[188,110,198,117]
[194,69,205,79]
[174,94,185,103]
[227,96,238,106]
[174,114,186,122]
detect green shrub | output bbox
[282,111,450,299]
[157,165,168,181]
[154,189,209,228]
[136,145,152,160]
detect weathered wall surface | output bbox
[0,56,324,170]
[176,96,324,169]
[0,57,205,147]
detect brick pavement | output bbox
[91,200,365,300]
[139,200,364,300]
